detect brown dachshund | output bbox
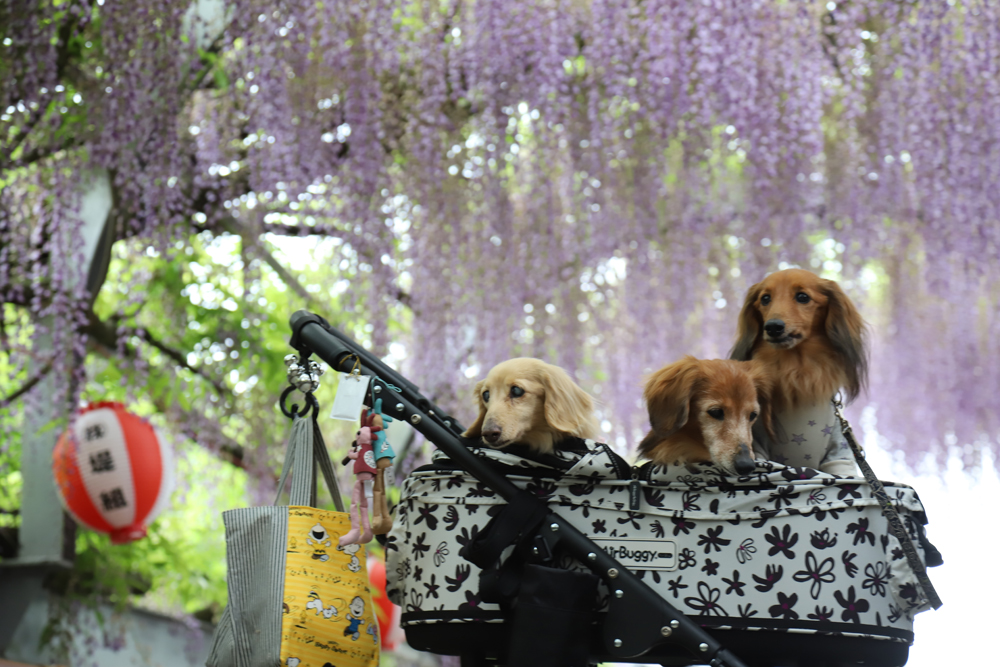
[638,356,773,476]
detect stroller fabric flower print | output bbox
[685,582,727,616]
[769,592,800,620]
[765,524,799,559]
[385,440,939,657]
[793,551,837,599]
[834,586,871,623]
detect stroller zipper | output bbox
[596,443,641,510]
[628,461,658,511]
[629,467,641,511]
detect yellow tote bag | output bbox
[207,416,379,667]
[282,508,377,665]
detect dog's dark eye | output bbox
[795,292,810,304]
[760,294,771,305]
[749,411,758,421]
[510,386,525,398]
[482,390,490,403]
[707,408,724,420]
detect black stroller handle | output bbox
[289,311,449,426]
[288,310,749,667]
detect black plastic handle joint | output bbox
[289,311,331,353]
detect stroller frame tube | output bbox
[289,310,749,666]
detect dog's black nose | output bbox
[482,428,502,445]
[734,444,755,475]
[764,319,785,337]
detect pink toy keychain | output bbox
[339,425,377,546]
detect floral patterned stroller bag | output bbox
[386,440,940,665]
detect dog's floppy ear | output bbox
[539,364,598,439]
[745,361,776,442]
[461,380,488,438]
[637,356,702,457]
[821,279,868,403]
[730,282,763,361]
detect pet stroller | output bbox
[289,310,942,667]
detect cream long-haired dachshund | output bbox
[462,358,599,454]
[638,356,773,476]
[730,268,868,475]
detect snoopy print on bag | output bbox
[338,542,362,573]
[305,588,341,620]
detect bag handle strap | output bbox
[312,418,346,512]
[273,411,346,513]
[274,416,308,506]
[832,397,943,609]
[290,416,317,507]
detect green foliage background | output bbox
[0,229,407,621]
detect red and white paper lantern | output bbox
[53,402,174,544]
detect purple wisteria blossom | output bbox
[3,0,999,483]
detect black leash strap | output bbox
[832,398,943,610]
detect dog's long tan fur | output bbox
[462,358,598,454]
[730,268,867,410]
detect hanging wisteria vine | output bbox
[3,0,999,475]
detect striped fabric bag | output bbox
[207,415,379,667]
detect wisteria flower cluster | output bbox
[2,0,999,478]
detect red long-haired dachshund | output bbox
[730,268,868,473]
[638,356,773,476]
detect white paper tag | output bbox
[329,372,371,421]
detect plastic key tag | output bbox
[330,370,371,421]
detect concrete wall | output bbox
[1,567,214,667]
